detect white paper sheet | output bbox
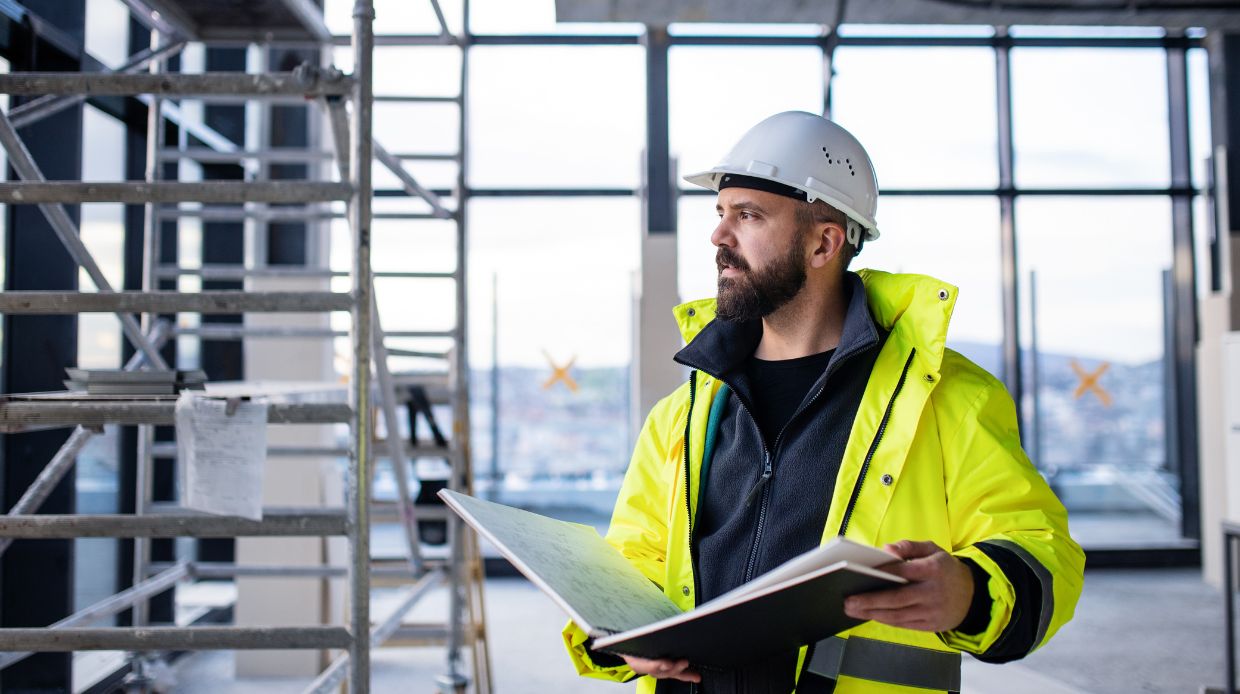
[175,392,268,520]
[440,490,682,635]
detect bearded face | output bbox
[714,234,808,323]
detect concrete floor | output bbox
[169,568,1227,693]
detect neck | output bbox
[754,273,849,361]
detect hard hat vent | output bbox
[821,147,857,177]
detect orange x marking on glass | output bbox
[542,350,579,392]
[1070,359,1112,407]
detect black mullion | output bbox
[1166,38,1201,540]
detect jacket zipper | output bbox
[682,372,701,596]
[681,371,700,694]
[738,353,849,582]
[837,349,916,537]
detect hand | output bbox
[842,539,974,632]
[621,655,701,683]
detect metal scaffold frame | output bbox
[0,0,490,691]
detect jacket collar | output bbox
[671,269,958,375]
[672,271,879,379]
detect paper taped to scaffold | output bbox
[175,392,268,520]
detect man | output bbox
[562,111,1084,693]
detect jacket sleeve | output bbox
[936,374,1085,662]
[561,390,685,682]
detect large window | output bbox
[1012,48,1170,188]
[211,4,1225,552]
[1018,197,1177,545]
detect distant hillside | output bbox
[467,341,1168,481]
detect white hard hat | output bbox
[684,111,881,244]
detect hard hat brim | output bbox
[683,167,881,242]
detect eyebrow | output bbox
[716,200,769,215]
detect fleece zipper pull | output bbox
[742,452,774,508]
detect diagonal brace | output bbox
[0,320,171,559]
[0,107,168,368]
[322,97,452,219]
[9,40,187,130]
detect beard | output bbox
[715,238,808,323]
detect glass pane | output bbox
[373,102,459,157]
[1012,48,1170,188]
[76,105,125,621]
[333,46,461,97]
[831,47,997,189]
[467,197,638,519]
[1009,25,1166,39]
[859,197,1002,373]
[670,23,824,36]
[671,47,823,186]
[79,106,126,366]
[469,46,645,188]
[325,0,463,36]
[1017,196,1177,547]
[472,0,641,35]
[678,195,719,304]
[1188,47,1212,190]
[838,24,994,38]
[85,0,130,68]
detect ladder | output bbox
[0,0,492,691]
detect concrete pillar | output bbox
[234,45,341,676]
[631,24,686,438]
[632,232,683,439]
[1203,32,1240,586]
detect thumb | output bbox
[883,539,942,561]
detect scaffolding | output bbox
[0,0,489,691]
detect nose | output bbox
[710,215,734,248]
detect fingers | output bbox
[883,539,943,560]
[851,606,939,630]
[622,656,702,683]
[846,584,922,612]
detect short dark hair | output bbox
[794,199,859,266]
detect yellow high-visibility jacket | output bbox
[562,269,1084,692]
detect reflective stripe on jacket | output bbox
[561,269,1085,693]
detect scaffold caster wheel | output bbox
[435,673,470,693]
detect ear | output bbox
[808,221,848,270]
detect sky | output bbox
[59,0,1218,373]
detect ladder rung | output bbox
[384,348,451,359]
[384,330,457,339]
[0,181,352,205]
[156,208,448,222]
[151,443,352,458]
[0,400,351,432]
[0,72,353,97]
[157,265,456,281]
[158,147,336,163]
[175,326,347,339]
[382,624,454,648]
[157,207,343,223]
[0,626,352,651]
[390,153,460,161]
[0,509,348,538]
[0,291,354,314]
[374,95,460,104]
[370,504,449,522]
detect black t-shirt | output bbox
[742,348,835,449]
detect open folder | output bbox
[439,489,906,667]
